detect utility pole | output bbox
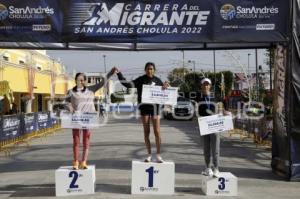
[213,50,216,96]
[182,50,185,82]
[269,50,273,92]
[255,49,259,101]
[102,54,108,104]
[103,54,107,73]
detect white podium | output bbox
[200,172,238,196]
[131,160,175,195]
[55,165,96,196]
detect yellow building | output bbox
[0,49,74,114]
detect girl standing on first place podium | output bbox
[66,70,114,170]
[113,63,170,163]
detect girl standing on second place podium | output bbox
[66,69,114,170]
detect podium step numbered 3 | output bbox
[200,172,238,196]
[55,165,96,196]
[131,160,175,195]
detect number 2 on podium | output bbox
[69,171,79,189]
[145,166,154,187]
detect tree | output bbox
[200,71,233,100]
[182,72,203,92]
[167,67,190,87]
[264,48,275,91]
[168,68,233,100]
[264,48,275,69]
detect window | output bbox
[19,60,25,65]
[3,56,9,61]
[88,77,91,83]
[36,66,42,71]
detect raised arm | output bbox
[117,71,136,88]
[88,68,114,92]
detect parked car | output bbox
[244,102,265,116]
[163,97,194,120]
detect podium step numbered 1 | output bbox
[55,165,96,196]
[200,172,238,196]
[131,160,175,195]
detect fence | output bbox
[0,111,61,156]
[230,116,272,148]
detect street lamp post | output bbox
[102,54,109,105]
[103,54,107,73]
[182,50,185,82]
[213,50,216,96]
[255,49,259,101]
[258,65,263,101]
[247,53,252,101]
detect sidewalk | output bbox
[0,115,299,199]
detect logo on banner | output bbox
[3,118,20,129]
[0,4,8,21]
[83,3,106,25]
[38,113,48,122]
[72,3,211,35]
[220,3,279,20]
[220,4,236,20]
[80,3,210,26]
[0,5,55,20]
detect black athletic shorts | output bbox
[139,104,160,116]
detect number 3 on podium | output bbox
[218,177,226,190]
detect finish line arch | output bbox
[0,0,299,181]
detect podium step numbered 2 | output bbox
[131,160,175,195]
[200,172,238,196]
[55,165,96,196]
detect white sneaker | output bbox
[201,168,213,176]
[156,154,164,163]
[144,155,152,163]
[213,168,220,178]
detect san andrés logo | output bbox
[236,5,278,14]
[220,3,279,20]
[220,4,236,20]
[0,4,8,20]
[8,6,54,15]
[0,4,54,20]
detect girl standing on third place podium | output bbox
[197,78,230,178]
[66,70,114,170]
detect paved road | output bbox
[0,114,299,198]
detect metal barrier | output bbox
[0,112,61,156]
[230,117,272,148]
